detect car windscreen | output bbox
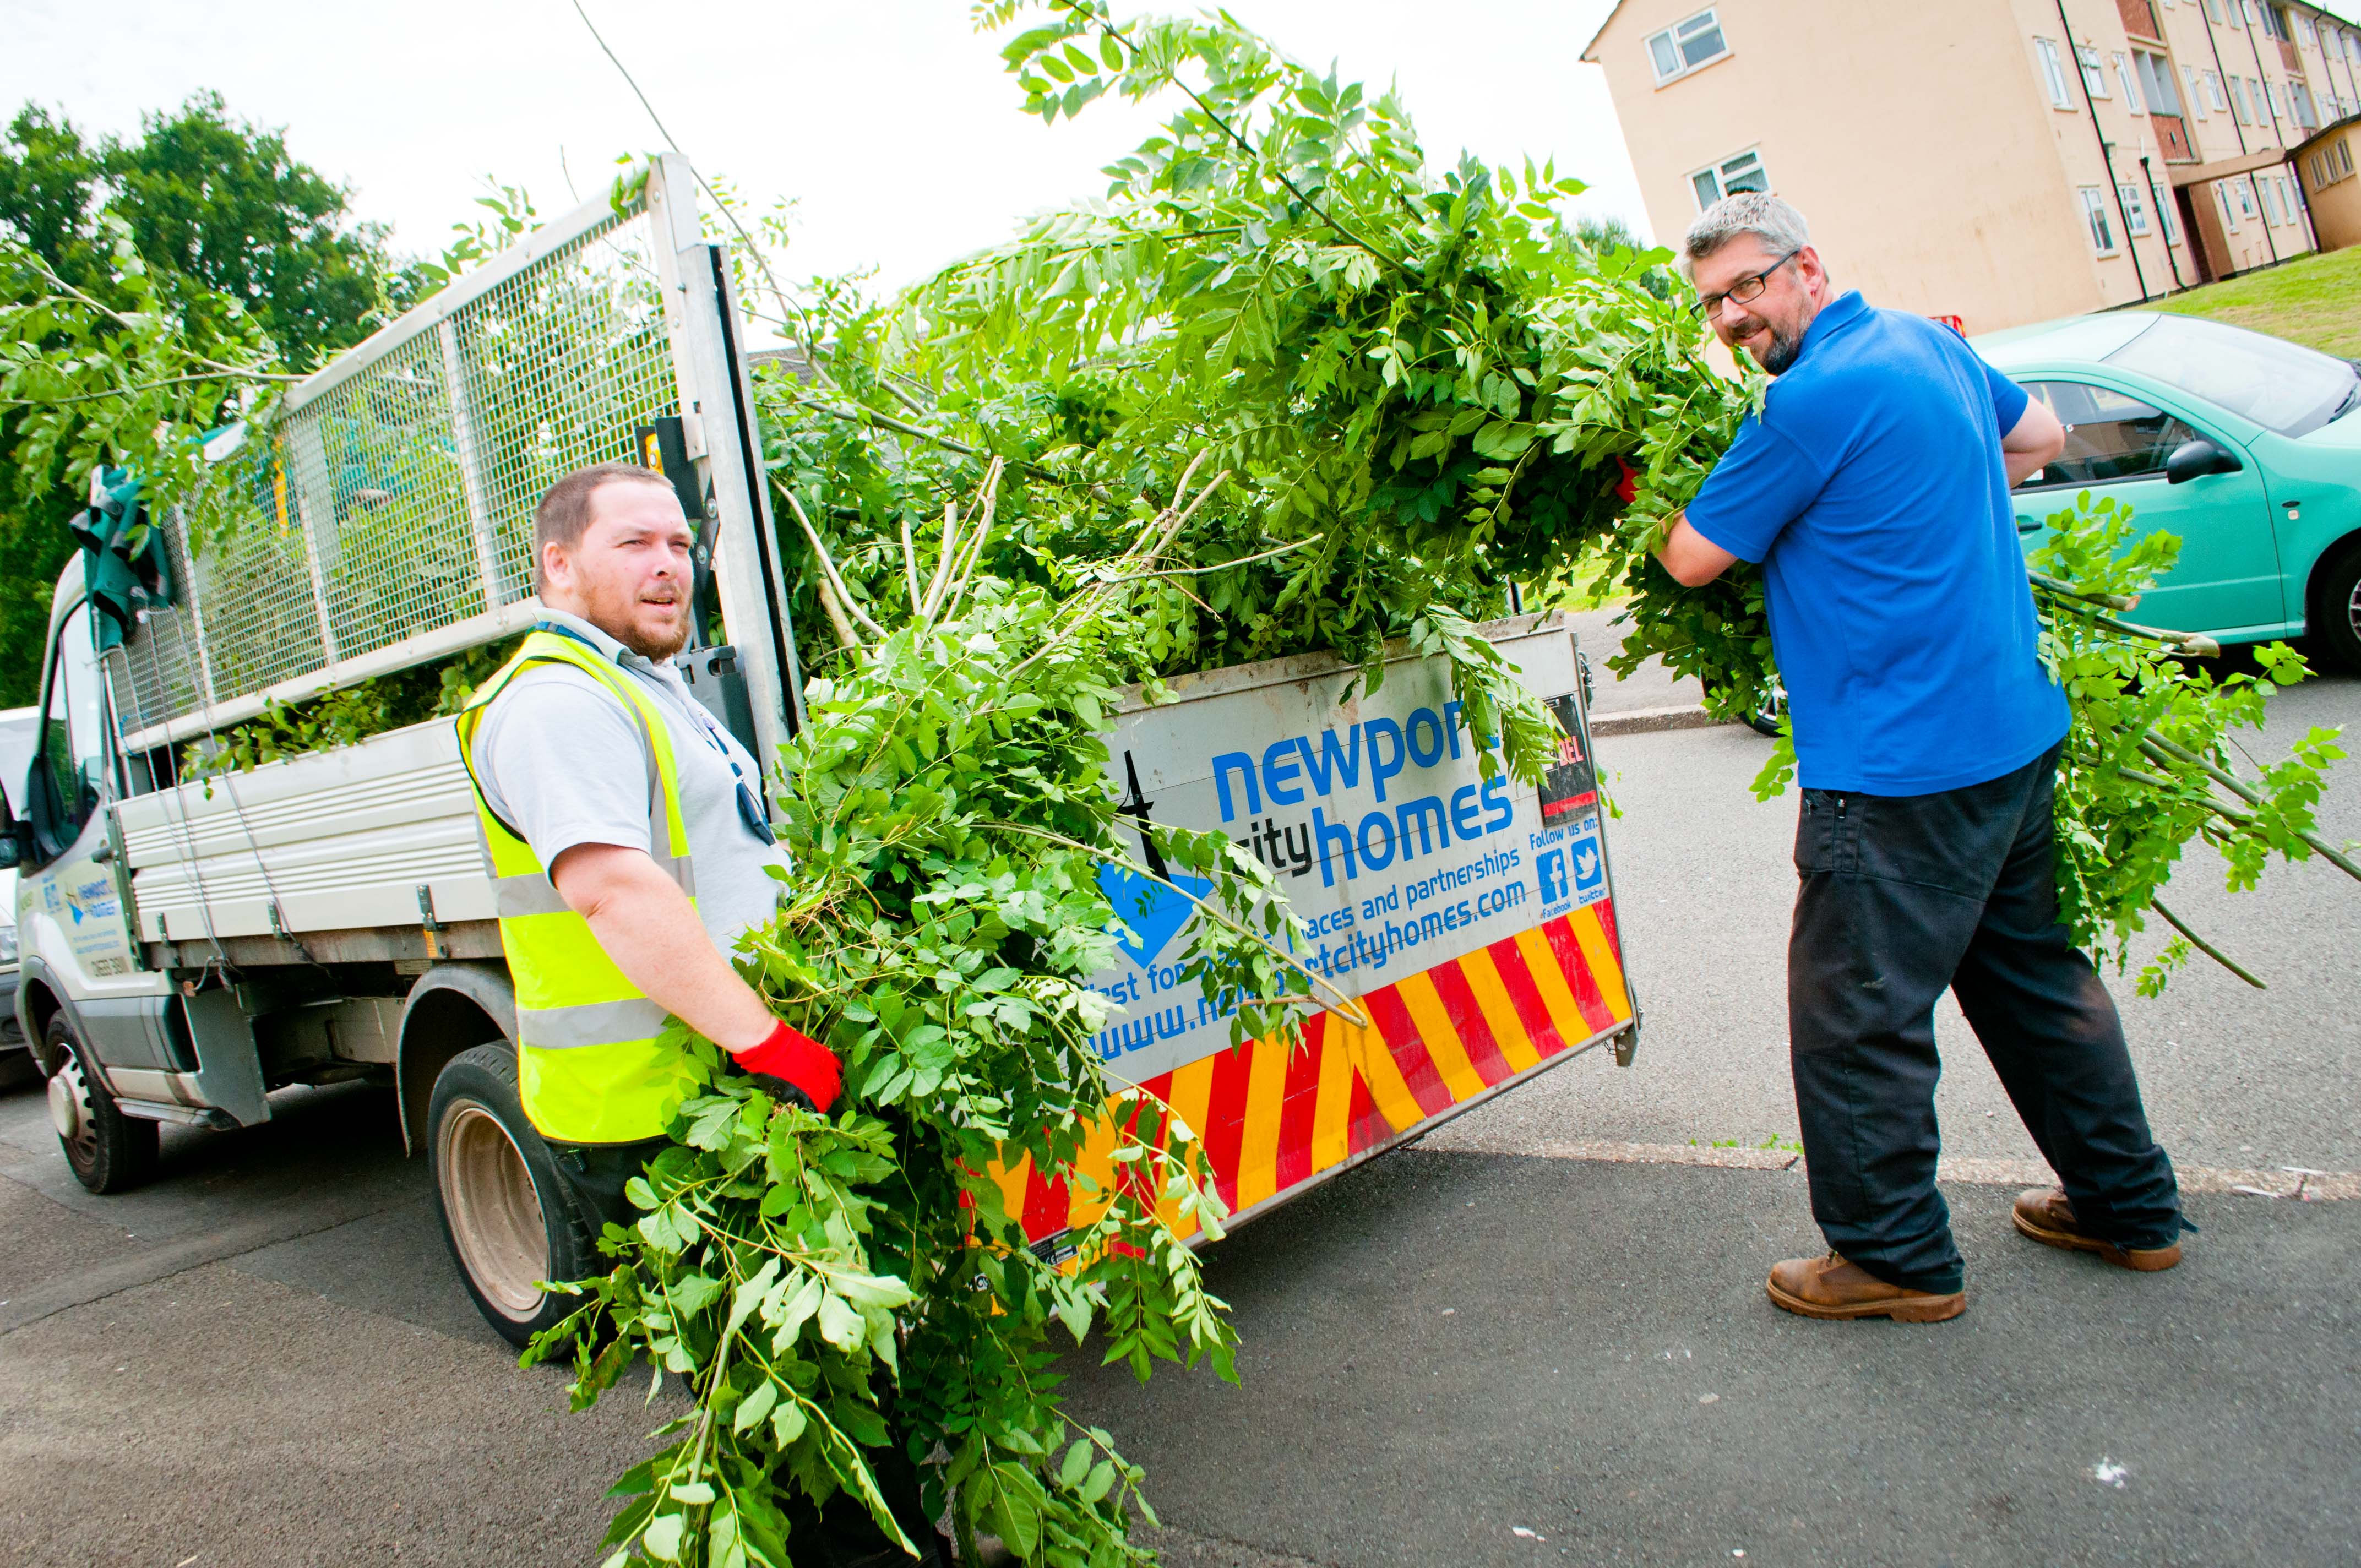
[2104,314,2360,438]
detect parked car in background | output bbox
[0,705,36,1079]
[1975,312,2361,672]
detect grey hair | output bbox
[1679,193,1810,282]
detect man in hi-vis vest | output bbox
[459,461,837,1201]
[459,462,949,1568]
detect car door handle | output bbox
[2016,515,2041,533]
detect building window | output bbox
[2080,187,2118,252]
[2036,37,2076,107]
[2114,53,2145,112]
[2079,45,2111,97]
[2235,178,2257,217]
[2297,14,2314,47]
[2183,65,2209,117]
[2231,76,2253,124]
[1689,147,1769,209]
[1646,8,1729,84]
[2136,51,2182,115]
[2203,0,2222,20]
[2343,139,2357,178]
[2202,70,2227,112]
[2292,82,2318,128]
[2119,181,2152,234]
[2261,176,2283,225]
[2152,179,2184,243]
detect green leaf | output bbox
[641,1512,687,1562]
[732,1379,780,1434]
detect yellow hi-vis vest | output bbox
[455,627,700,1145]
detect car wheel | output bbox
[47,1015,159,1194]
[2310,540,2361,675]
[427,1043,599,1347]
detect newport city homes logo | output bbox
[1102,752,1211,967]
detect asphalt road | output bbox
[1,649,2353,1568]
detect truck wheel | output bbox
[46,1016,159,1194]
[427,1043,597,1348]
[2310,541,2361,674]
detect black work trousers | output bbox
[1788,740,2184,1294]
[546,1136,950,1567]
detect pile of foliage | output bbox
[532,464,1364,1566]
[730,0,2351,997]
[182,635,517,781]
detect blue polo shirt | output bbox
[1684,291,2068,796]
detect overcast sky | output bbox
[4,0,1642,297]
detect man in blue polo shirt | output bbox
[1655,194,2190,1323]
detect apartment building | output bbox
[1584,1,2361,334]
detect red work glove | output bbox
[733,1019,841,1113]
[1613,456,1638,505]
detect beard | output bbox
[617,614,690,662]
[583,579,692,660]
[1758,320,1805,375]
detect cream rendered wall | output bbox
[1591,1,2150,333]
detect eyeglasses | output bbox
[1691,250,1799,319]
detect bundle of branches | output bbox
[532,460,1385,1567]
[734,0,2351,992]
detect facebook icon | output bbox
[1536,847,1569,907]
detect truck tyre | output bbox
[2310,540,2361,675]
[46,1016,159,1194]
[427,1043,597,1347]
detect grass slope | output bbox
[2151,244,2361,359]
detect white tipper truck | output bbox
[8,159,1638,1346]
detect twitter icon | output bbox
[1569,823,1606,904]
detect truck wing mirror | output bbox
[2165,438,2242,484]
[0,787,20,870]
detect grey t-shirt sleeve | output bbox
[473,667,655,875]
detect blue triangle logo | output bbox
[1098,862,1212,968]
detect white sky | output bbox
[3,0,1642,300]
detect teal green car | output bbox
[1974,312,2361,673]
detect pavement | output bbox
[0,638,2354,1568]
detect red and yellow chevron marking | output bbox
[991,901,1631,1246]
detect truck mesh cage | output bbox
[110,193,683,747]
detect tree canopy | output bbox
[0,92,416,709]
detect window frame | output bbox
[2080,185,2119,253]
[1688,145,1770,211]
[2119,180,2153,235]
[2202,69,2228,112]
[1645,7,1731,86]
[2079,44,2112,97]
[2036,36,2077,109]
[2114,51,2145,112]
[2218,180,2243,231]
[2183,63,2210,117]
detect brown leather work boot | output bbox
[1766,1253,1965,1322]
[2012,1186,2182,1271]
